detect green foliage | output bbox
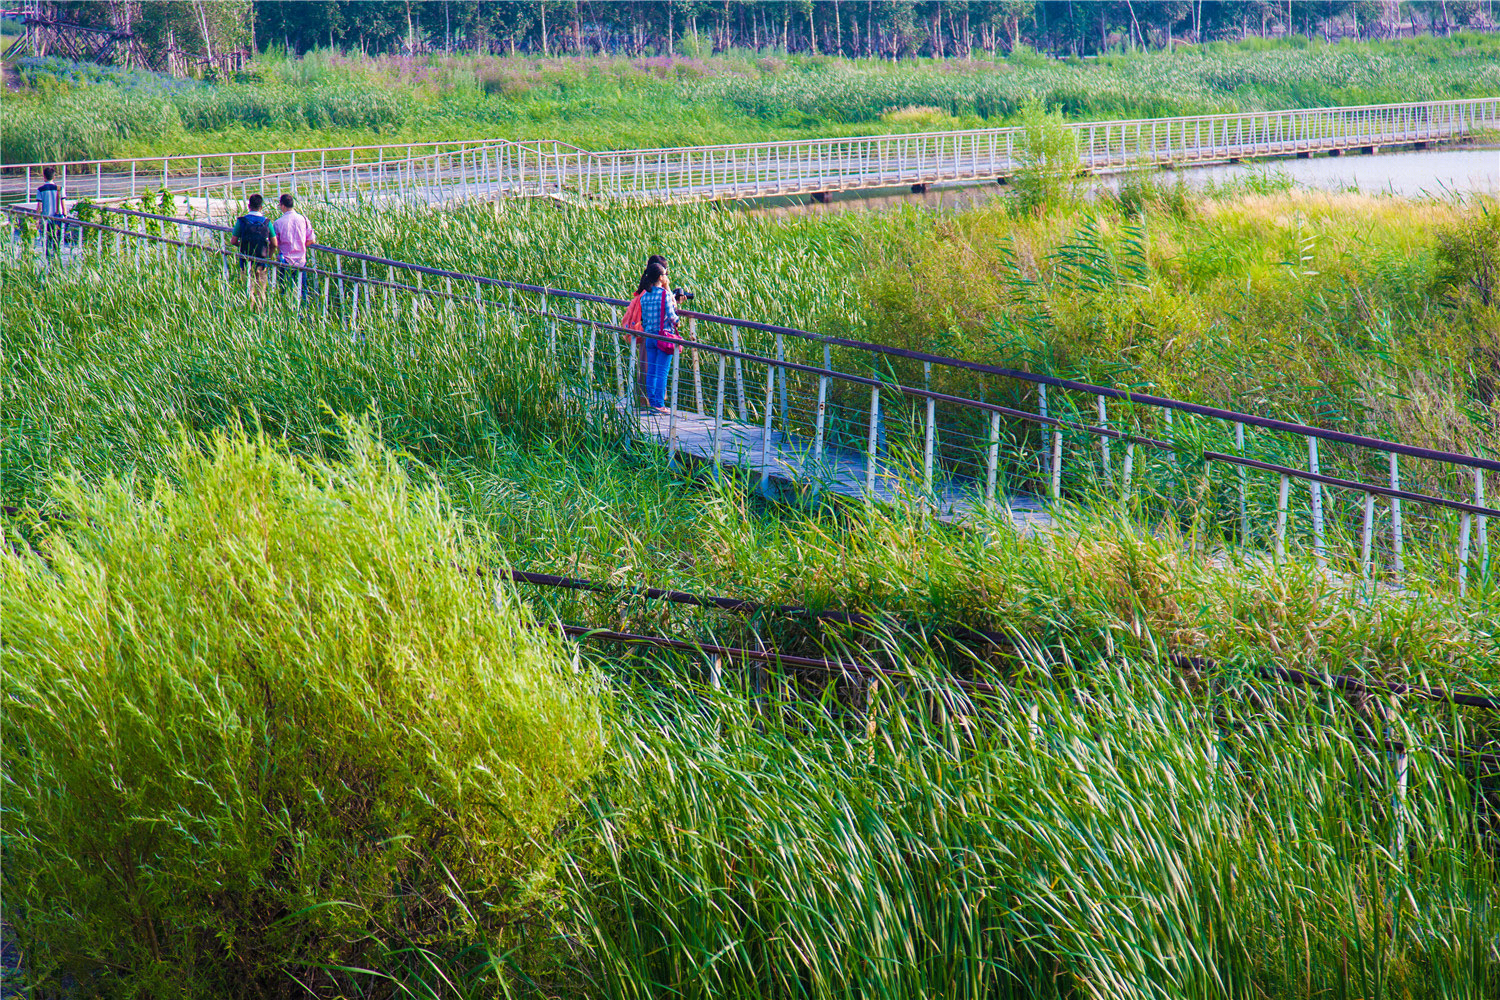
[1009,98,1080,216]
[1432,205,1500,308]
[564,660,1499,1000]
[5,36,1499,162]
[0,250,578,507]
[1,422,603,998]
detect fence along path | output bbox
[8,202,1497,597]
[4,98,1495,208]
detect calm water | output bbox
[751,145,1499,216]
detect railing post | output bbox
[1361,491,1376,580]
[691,330,705,415]
[1389,453,1403,577]
[812,342,830,467]
[776,333,788,429]
[866,386,882,499]
[730,327,747,421]
[1097,395,1111,485]
[1235,421,1249,542]
[1308,437,1326,568]
[1275,474,1290,563]
[544,290,556,357]
[612,313,625,407]
[713,354,727,467]
[761,364,775,494]
[923,362,936,498]
[1459,486,1473,597]
[986,410,1000,510]
[586,322,598,396]
[1049,427,1063,501]
[1478,468,1490,580]
[668,344,682,462]
[1038,382,1050,485]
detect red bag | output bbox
[654,288,678,355]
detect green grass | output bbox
[295,188,1499,464]
[4,179,1499,997]
[2,422,603,998]
[4,34,1498,163]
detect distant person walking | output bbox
[35,166,65,260]
[637,260,679,412]
[273,193,317,302]
[229,194,277,304]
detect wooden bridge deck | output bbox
[631,405,1053,533]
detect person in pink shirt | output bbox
[273,194,317,301]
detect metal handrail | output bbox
[5,98,1494,209]
[83,203,1500,478]
[8,204,1495,594]
[3,97,1491,173]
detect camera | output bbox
[673,287,694,302]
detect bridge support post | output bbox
[910,183,928,194]
[811,191,830,203]
[1327,148,1344,157]
[1414,141,1429,150]
[1360,145,1379,155]
[1296,152,1311,159]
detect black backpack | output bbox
[237,214,271,258]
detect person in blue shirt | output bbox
[35,166,64,259]
[636,260,679,412]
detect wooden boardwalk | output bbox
[7,98,1492,209]
[631,404,1053,533]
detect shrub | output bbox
[1432,206,1500,308]
[1009,98,1080,217]
[2,423,603,998]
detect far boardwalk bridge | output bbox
[3,98,1495,209]
[6,201,1495,599]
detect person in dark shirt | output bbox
[35,166,64,260]
[228,193,278,305]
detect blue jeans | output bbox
[643,339,674,409]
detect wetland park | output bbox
[2,4,1499,998]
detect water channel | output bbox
[751,143,1499,215]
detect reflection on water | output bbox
[746,144,1499,217]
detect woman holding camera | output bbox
[636,261,678,413]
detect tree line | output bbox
[27,1,1496,63]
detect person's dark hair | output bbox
[42,166,54,181]
[648,254,667,267]
[636,261,667,294]
[248,193,264,211]
[279,193,295,209]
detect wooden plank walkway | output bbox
[630,404,1053,533]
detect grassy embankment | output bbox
[3,33,1498,163]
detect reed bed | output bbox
[6,34,1498,163]
[4,194,1499,998]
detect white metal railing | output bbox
[5,98,1494,208]
[7,202,1496,597]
